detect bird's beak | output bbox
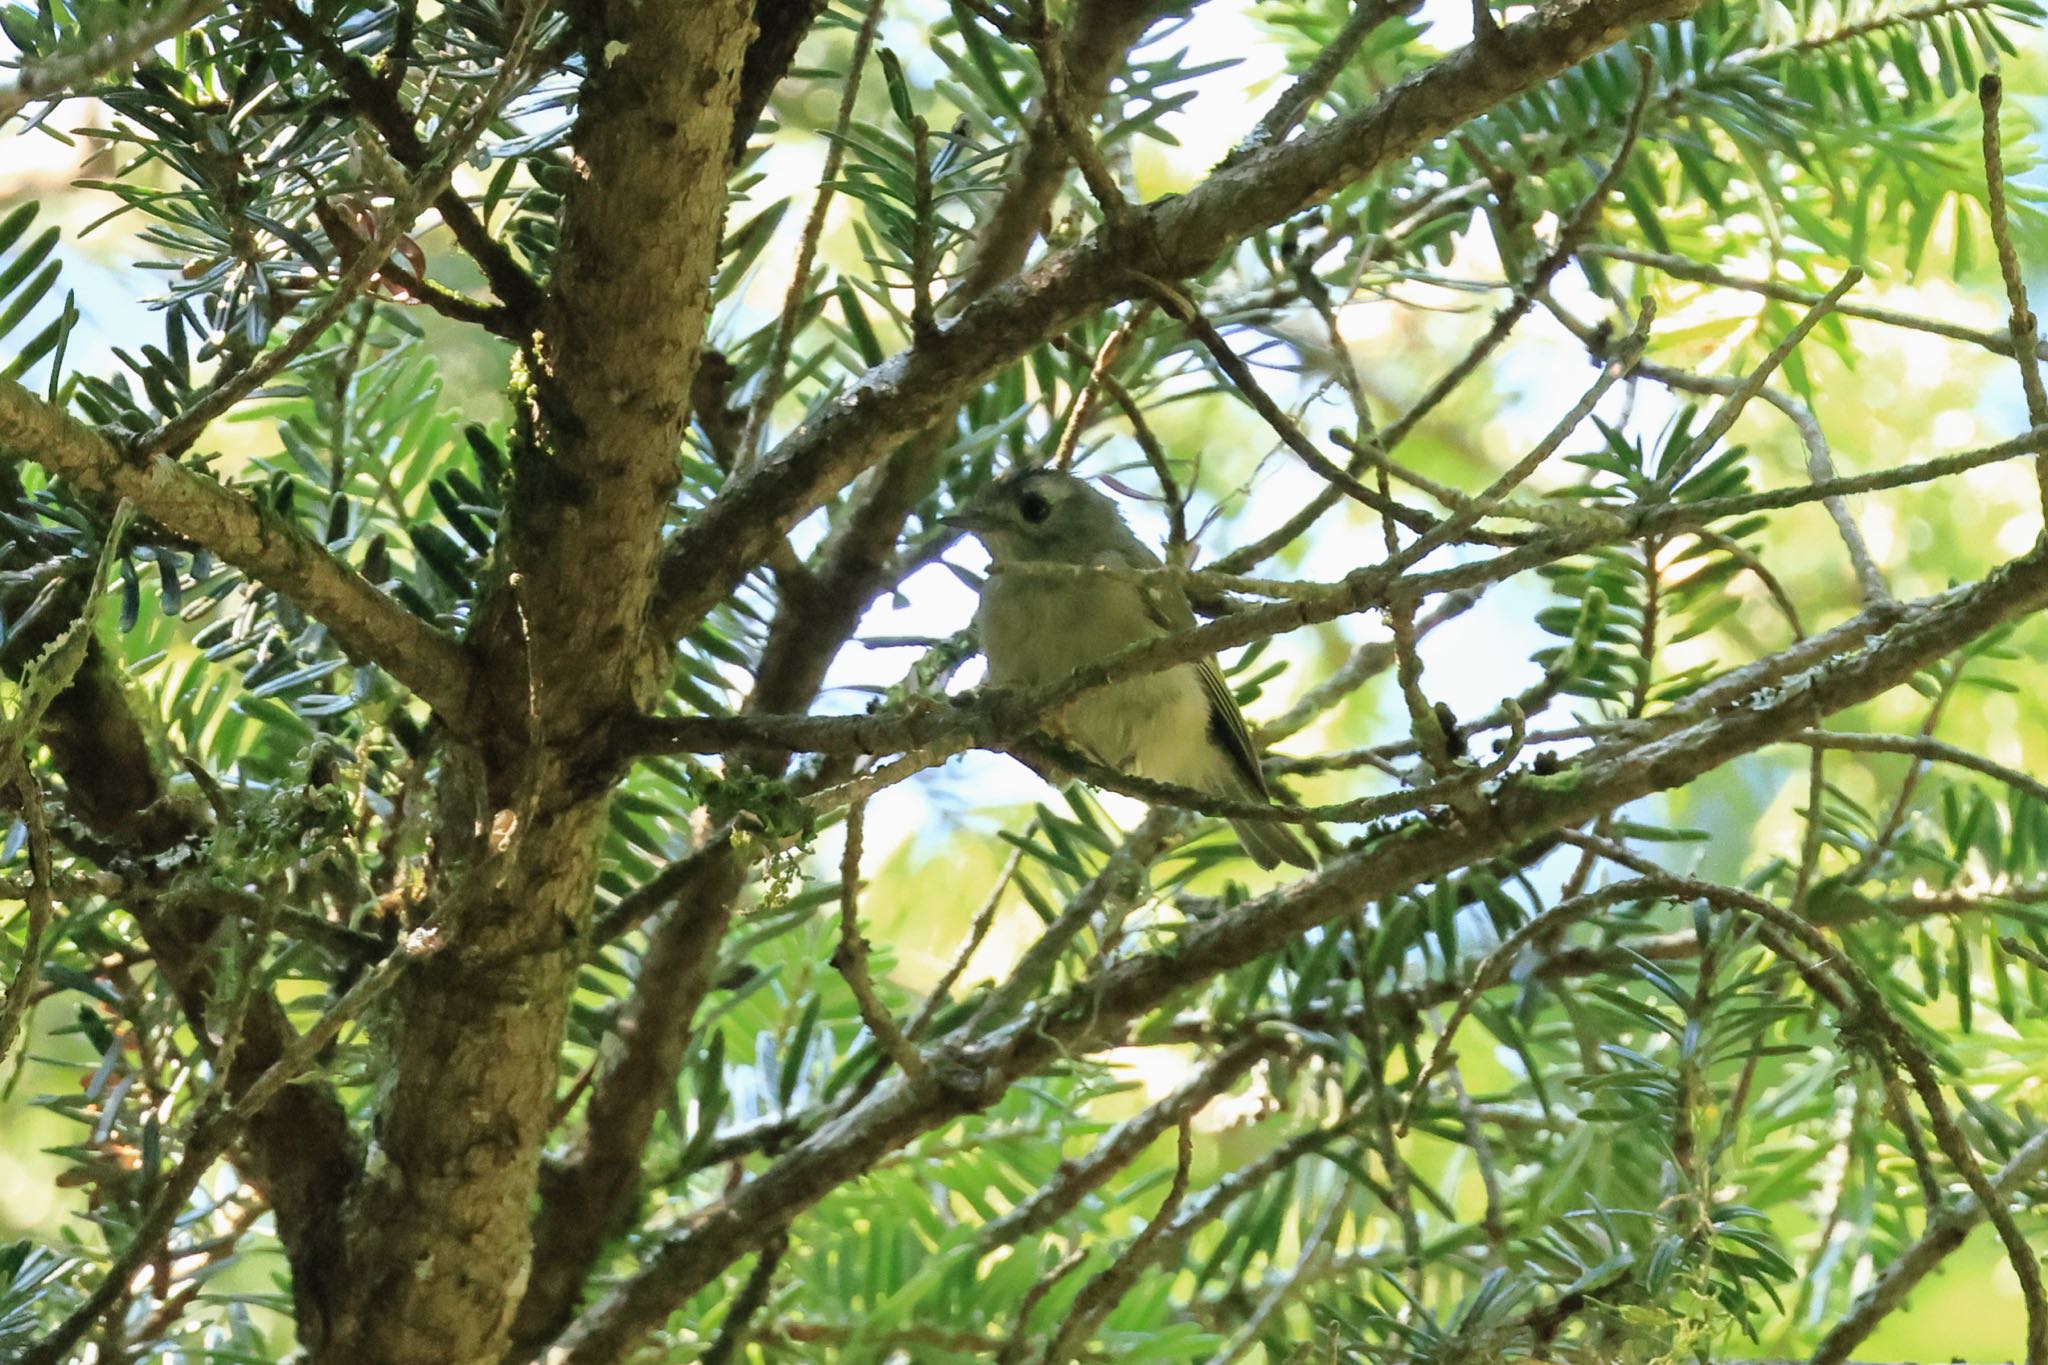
[940,509,995,535]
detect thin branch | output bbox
[1442,1056,1510,1256]
[0,0,221,122]
[1013,721,1523,827]
[1378,47,1656,457]
[1134,273,1448,534]
[1812,1126,2048,1364]
[1259,587,1484,744]
[1052,309,1148,471]
[1585,242,2048,360]
[1626,356,1891,604]
[1841,664,1959,887]
[1378,301,1651,571]
[1796,729,2048,808]
[1221,0,1423,167]
[997,1249,1089,1365]
[1755,0,2002,57]
[1024,0,1132,230]
[0,378,477,721]
[832,800,929,1083]
[1035,1120,1194,1365]
[957,0,1160,299]
[729,0,833,165]
[591,828,738,948]
[1980,74,2048,517]
[1400,879,1658,1131]
[700,1232,789,1365]
[736,0,887,472]
[1672,270,1863,475]
[976,1035,1270,1251]
[906,837,1028,1040]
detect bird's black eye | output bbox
[1017,490,1052,524]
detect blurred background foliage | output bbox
[3,0,2048,1360]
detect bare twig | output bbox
[1383,302,1651,570]
[1626,356,1891,604]
[997,1248,1088,1365]
[833,800,929,1083]
[1401,879,1658,1131]
[1221,0,1424,167]
[1204,56,1655,579]
[1796,728,2048,808]
[977,1035,1270,1251]
[1259,587,1484,744]
[700,1232,789,1365]
[1670,270,1863,477]
[1052,309,1149,471]
[1585,242,2048,360]
[1812,1126,2048,1364]
[1134,273,1449,534]
[907,836,1029,1039]
[1015,718,1524,827]
[1025,0,1132,230]
[737,0,888,471]
[1443,1055,1510,1255]
[1980,75,2048,516]
[1035,1120,1195,1365]
[1380,50,1657,457]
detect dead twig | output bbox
[832,800,929,1084]
[1034,1120,1195,1365]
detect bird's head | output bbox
[941,469,1133,566]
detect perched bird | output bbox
[944,469,1315,871]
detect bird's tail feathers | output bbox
[1232,816,1316,871]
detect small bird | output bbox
[944,469,1315,871]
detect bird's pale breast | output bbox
[977,570,1209,777]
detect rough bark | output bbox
[312,4,757,1362]
[510,843,745,1352]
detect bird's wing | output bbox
[1191,657,1271,800]
[1109,544,1272,801]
